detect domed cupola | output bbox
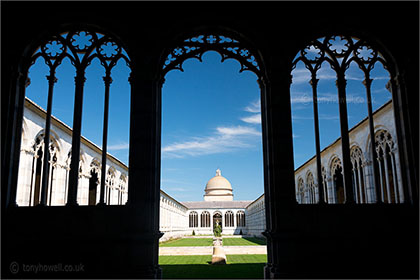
[204,169,234,201]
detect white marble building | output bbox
[294,100,403,204]
[18,97,400,243]
[16,97,267,242]
[16,98,129,207]
[246,194,266,236]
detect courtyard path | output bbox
[159,245,267,256]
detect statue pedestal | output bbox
[211,237,226,265]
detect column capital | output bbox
[46,74,58,85]
[362,78,373,88]
[309,76,319,87]
[335,76,347,87]
[74,69,86,84]
[103,75,113,86]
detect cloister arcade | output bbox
[2,2,418,279]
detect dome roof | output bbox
[205,169,232,191]
[204,169,233,201]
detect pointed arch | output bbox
[224,210,234,227]
[189,211,198,228]
[330,156,344,204]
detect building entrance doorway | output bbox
[213,212,222,232]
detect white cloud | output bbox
[162,125,261,158]
[291,69,311,84]
[292,113,339,121]
[108,142,129,150]
[216,126,260,136]
[291,93,312,104]
[292,92,365,105]
[244,100,261,113]
[319,114,339,120]
[240,114,261,124]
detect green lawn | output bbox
[159,255,267,279]
[159,238,213,247]
[222,237,266,246]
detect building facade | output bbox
[294,100,403,205]
[17,98,267,241]
[15,96,404,245]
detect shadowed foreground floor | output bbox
[159,255,267,279]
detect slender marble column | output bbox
[352,169,359,203]
[389,151,399,203]
[392,148,404,203]
[363,77,382,203]
[383,152,392,203]
[377,157,385,202]
[99,73,113,206]
[310,76,325,204]
[39,73,57,206]
[357,165,364,203]
[67,69,86,206]
[336,74,354,203]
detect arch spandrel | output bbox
[160,31,265,79]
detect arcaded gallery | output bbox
[2,1,418,279]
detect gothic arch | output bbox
[189,211,198,228]
[33,129,62,154]
[296,176,305,204]
[159,27,267,80]
[9,23,133,208]
[289,30,416,205]
[224,210,234,227]
[306,171,316,204]
[365,125,396,157]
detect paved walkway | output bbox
[183,235,246,239]
[159,245,267,256]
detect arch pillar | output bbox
[16,149,35,206]
[126,65,163,278]
[5,70,29,208]
[260,62,298,279]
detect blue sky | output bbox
[161,51,263,201]
[24,35,393,203]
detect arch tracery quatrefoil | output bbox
[375,129,394,154]
[162,34,261,76]
[292,35,389,77]
[32,30,131,73]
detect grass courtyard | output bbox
[222,237,266,246]
[159,238,213,247]
[159,237,266,247]
[159,254,267,279]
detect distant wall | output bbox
[246,194,266,237]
